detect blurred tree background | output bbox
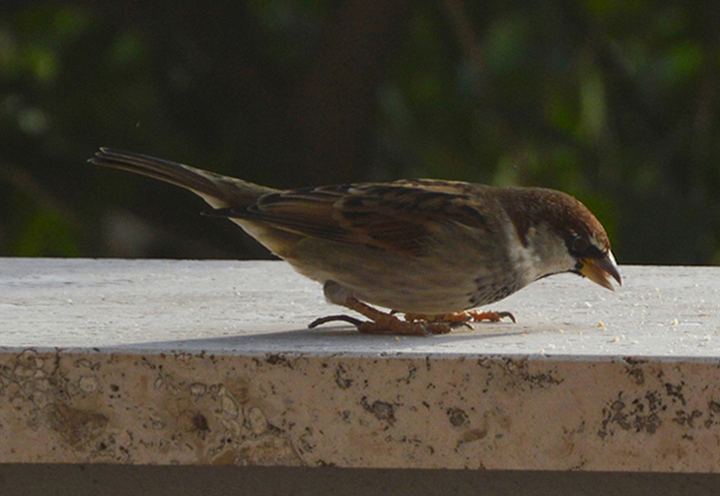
[1,0,719,264]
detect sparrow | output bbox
[91,148,621,336]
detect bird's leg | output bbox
[308,281,454,336]
[405,310,516,324]
[309,298,454,336]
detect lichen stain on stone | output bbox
[622,357,647,385]
[178,409,211,438]
[264,353,294,369]
[664,382,687,406]
[47,401,108,448]
[335,363,353,389]
[498,357,563,389]
[598,391,666,439]
[673,409,702,428]
[597,377,720,443]
[396,363,418,385]
[703,400,720,429]
[447,407,469,427]
[360,396,395,424]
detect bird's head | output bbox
[497,187,622,291]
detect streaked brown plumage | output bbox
[91,148,621,336]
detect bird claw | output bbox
[465,310,517,323]
[308,314,366,329]
[404,310,516,324]
[308,313,453,336]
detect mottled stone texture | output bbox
[2,349,720,471]
[2,259,720,471]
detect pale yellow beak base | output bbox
[580,252,622,291]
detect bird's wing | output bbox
[207,180,491,255]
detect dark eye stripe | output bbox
[572,237,589,253]
[567,237,605,259]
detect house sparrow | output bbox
[91,148,621,336]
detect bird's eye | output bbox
[572,237,590,254]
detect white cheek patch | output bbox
[506,224,578,284]
[503,226,537,286]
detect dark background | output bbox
[2,0,719,264]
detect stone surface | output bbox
[1,259,720,471]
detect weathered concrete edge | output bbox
[1,348,718,472]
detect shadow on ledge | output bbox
[103,323,531,355]
[0,465,716,496]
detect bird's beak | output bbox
[580,251,622,291]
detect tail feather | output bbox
[90,148,278,209]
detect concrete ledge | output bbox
[1,259,720,472]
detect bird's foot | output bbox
[308,315,451,336]
[308,298,453,336]
[404,310,516,324]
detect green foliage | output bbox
[1,0,719,264]
[12,209,80,257]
